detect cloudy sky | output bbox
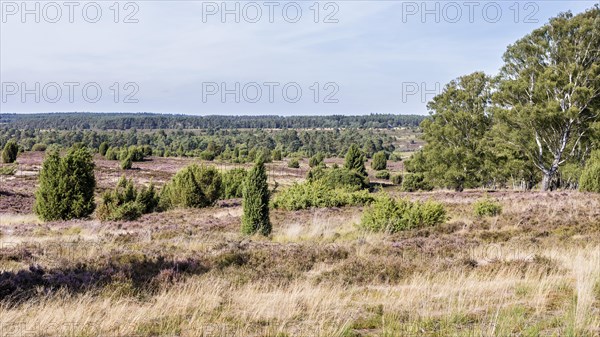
[0,1,596,115]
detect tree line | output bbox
[0,113,425,130]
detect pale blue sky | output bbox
[0,1,597,115]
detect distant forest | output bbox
[0,113,426,130]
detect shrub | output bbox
[375,170,390,180]
[121,155,133,170]
[391,174,403,185]
[361,195,446,233]
[371,151,387,171]
[580,151,600,193]
[309,152,325,168]
[473,197,503,217]
[242,160,271,236]
[401,173,433,192]
[272,182,374,211]
[31,143,47,152]
[97,176,159,221]
[99,142,109,156]
[307,166,369,191]
[160,164,222,209]
[34,147,96,221]
[221,168,247,199]
[288,158,300,168]
[2,140,18,164]
[105,148,119,160]
[272,149,282,161]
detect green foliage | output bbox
[288,158,300,168]
[99,142,109,156]
[160,164,222,209]
[272,182,374,211]
[473,197,503,217]
[391,174,403,185]
[307,166,369,191]
[2,140,18,163]
[97,176,159,221]
[375,170,390,180]
[221,168,247,199]
[344,144,367,177]
[401,173,433,192]
[560,163,582,190]
[242,160,271,236]
[121,155,133,170]
[105,147,118,160]
[31,143,47,152]
[34,147,96,221]
[309,152,325,168]
[272,149,282,161]
[579,151,600,193]
[361,195,446,233]
[371,151,387,171]
[495,7,600,190]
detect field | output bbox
[1,151,599,337]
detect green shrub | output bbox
[99,142,109,156]
[242,160,271,236]
[580,151,600,193]
[121,155,133,170]
[2,140,18,164]
[309,152,325,168]
[401,173,433,192]
[34,147,96,221]
[222,168,247,199]
[473,197,502,217]
[361,195,446,233]
[272,149,282,161]
[375,170,390,180]
[307,166,369,191]
[288,158,300,168]
[31,143,47,152]
[371,151,387,171]
[272,182,374,211]
[160,164,222,209]
[391,174,403,185]
[105,147,119,160]
[97,176,159,221]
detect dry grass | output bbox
[1,157,599,336]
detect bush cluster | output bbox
[361,195,446,232]
[401,173,433,192]
[97,176,159,221]
[473,197,502,217]
[391,174,403,185]
[159,164,222,210]
[375,170,390,180]
[288,158,300,168]
[272,182,374,211]
[371,151,387,171]
[307,166,369,191]
[221,168,247,199]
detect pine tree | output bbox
[241,158,271,236]
[2,140,18,164]
[344,144,367,177]
[99,142,109,156]
[34,147,96,221]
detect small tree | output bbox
[34,147,96,221]
[371,151,387,171]
[160,164,222,209]
[121,155,133,170]
[344,144,367,177]
[99,142,109,156]
[2,140,18,164]
[272,148,282,161]
[241,159,271,236]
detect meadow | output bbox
[1,150,599,337]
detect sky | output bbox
[0,0,597,115]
